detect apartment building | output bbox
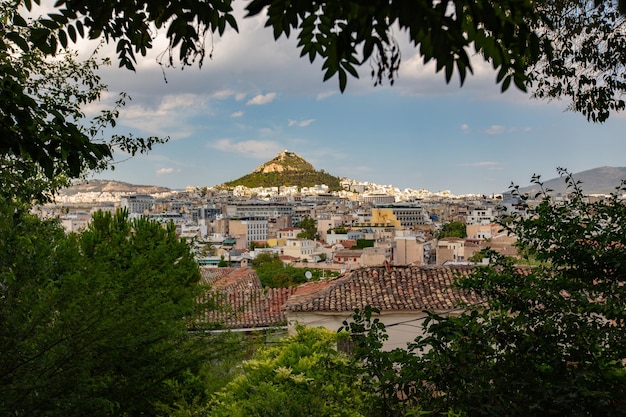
[436,237,465,263]
[394,231,431,265]
[282,238,316,261]
[60,210,91,233]
[226,200,293,219]
[371,204,430,229]
[120,194,154,214]
[359,193,396,204]
[466,207,497,225]
[277,227,303,239]
[317,215,351,241]
[466,223,502,239]
[229,218,268,250]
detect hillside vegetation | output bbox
[222,150,342,191]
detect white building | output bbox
[120,194,155,214]
[466,207,496,225]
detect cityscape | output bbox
[39,150,626,273]
[5,1,626,415]
[39,172,520,270]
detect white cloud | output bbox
[485,125,506,135]
[460,123,470,133]
[231,111,244,118]
[208,139,282,158]
[212,89,237,99]
[156,167,181,175]
[317,91,336,100]
[288,118,315,127]
[246,92,277,105]
[158,94,206,111]
[115,93,211,138]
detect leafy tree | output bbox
[208,326,377,417]
[355,239,375,249]
[217,254,229,267]
[0,206,217,417]
[438,221,467,239]
[23,0,542,93]
[405,171,626,416]
[529,0,626,122]
[1,1,623,185]
[329,225,349,235]
[155,332,265,417]
[199,241,217,256]
[14,0,625,122]
[0,2,164,202]
[251,252,307,287]
[295,216,319,240]
[251,253,337,286]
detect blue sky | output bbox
[84,3,626,195]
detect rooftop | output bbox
[284,265,482,313]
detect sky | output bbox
[72,3,626,196]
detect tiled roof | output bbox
[339,240,357,248]
[200,267,262,291]
[197,267,294,329]
[197,265,484,329]
[200,287,296,329]
[284,265,482,312]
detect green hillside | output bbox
[222,150,342,191]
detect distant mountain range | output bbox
[221,150,343,191]
[58,180,171,196]
[59,165,626,198]
[513,167,626,196]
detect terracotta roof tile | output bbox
[200,267,262,291]
[200,287,296,329]
[197,265,485,329]
[197,267,294,329]
[284,265,482,312]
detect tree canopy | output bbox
[14,0,625,122]
[0,1,165,202]
[1,0,624,192]
[438,220,467,239]
[208,326,376,417]
[251,252,337,286]
[295,216,319,240]
[0,207,217,417]
[341,171,626,416]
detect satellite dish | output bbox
[305,271,312,280]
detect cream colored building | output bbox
[394,231,431,265]
[282,238,316,261]
[466,223,502,240]
[436,237,466,263]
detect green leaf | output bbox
[67,24,77,43]
[501,74,512,92]
[338,67,347,92]
[5,32,30,52]
[58,29,68,48]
